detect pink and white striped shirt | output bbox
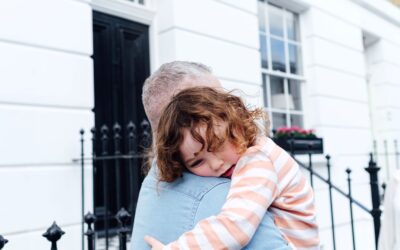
[163,136,319,250]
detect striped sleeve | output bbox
[268,140,320,249]
[162,148,279,250]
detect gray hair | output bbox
[142,61,220,131]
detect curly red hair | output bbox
[156,86,267,182]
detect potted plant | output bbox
[272,126,323,155]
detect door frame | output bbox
[92,10,151,234]
[91,0,158,71]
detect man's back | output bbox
[131,165,291,249]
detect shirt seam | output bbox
[190,180,231,228]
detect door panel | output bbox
[92,11,150,234]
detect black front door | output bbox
[92,11,150,233]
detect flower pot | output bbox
[273,137,324,155]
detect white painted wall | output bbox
[366,38,400,180]
[0,0,94,249]
[157,0,264,107]
[1,0,399,249]
[156,0,400,249]
[299,0,400,249]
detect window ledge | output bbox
[267,0,310,13]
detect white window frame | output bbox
[259,1,305,129]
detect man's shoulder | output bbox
[131,168,232,250]
[143,167,230,200]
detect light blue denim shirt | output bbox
[131,164,290,250]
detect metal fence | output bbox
[373,139,400,180]
[0,120,150,250]
[0,209,131,250]
[82,120,151,250]
[287,137,386,250]
[0,129,390,250]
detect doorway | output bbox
[92,11,150,233]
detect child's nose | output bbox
[209,156,223,171]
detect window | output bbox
[258,1,304,129]
[126,0,146,5]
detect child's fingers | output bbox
[144,235,165,249]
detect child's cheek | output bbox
[225,152,240,164]
[189,167,212,177]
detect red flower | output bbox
[274,126,317,138]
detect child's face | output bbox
[179,123,241,177]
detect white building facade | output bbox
[1,0,399,249]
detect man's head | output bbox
[142,61,221,133]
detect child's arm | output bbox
[147,151,279,250]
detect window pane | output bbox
[290,114,303,128]
[262,74,268,107]
[268,4,284,37]
[288,79,302,110]
[271,38,286,72]
[270,76,286,109]
[260,34,268,68]
[258,2,266,33]
[286,11,299,41]
[289,44,301,74]
[272,112,287,129]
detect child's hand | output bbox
[144,235,165,250]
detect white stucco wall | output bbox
[292,0,400,249]
[299,2,373,249]
[157,0,400,249]
[1,0,399,249]
[0,0,94,249]
[157,0,264,107]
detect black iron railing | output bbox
[81,120,151,249]
[287,136,386,250]
[1,127,395,250]
[0,120,150,250]
[0,208,132,250]
[373,139,400,179]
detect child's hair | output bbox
[156,86,266,182]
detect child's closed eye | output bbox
[190,159,203,168]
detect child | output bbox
[145,87,319,250]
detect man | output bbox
[130,61,291,250]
